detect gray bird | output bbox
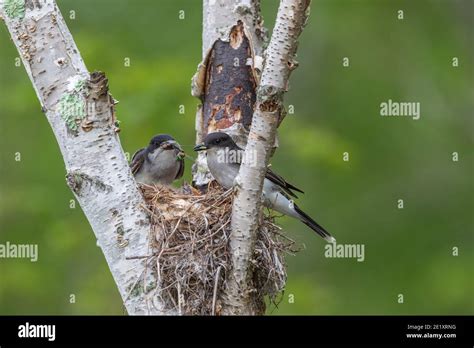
[131,134,185,185]
[194,132,335,243]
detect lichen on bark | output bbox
[58,78,87,131]
[3,0,25,19]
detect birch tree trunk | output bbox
[0,0,168,315]
[192,0,266,188]
[223,0,311,315]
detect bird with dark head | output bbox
[194,132,238,151]
[194,132,335,243]
[131,134,185,185]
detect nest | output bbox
[140,182,298,315]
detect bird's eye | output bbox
[215,139,221,144]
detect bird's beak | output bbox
[193,143,207,152]
[161,140,180,150]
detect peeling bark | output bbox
[1,0,169,314]
[222,0,311,315]
[192,0,266,189]
[203,22,256,135]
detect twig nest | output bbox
[140,182,298,315]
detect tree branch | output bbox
[223,0,311,315]
[0,0,169,314]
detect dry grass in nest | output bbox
[140,181,299,315]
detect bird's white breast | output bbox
[144,148,180,185]
[206,148,239,189]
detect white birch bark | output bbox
[223,0,311,315]
[202,0,264,57]
[0,0,168,314]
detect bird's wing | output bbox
[130,147,146,175]
[265,168,305,199]
[175,157,185,180]
[235,142,304,198]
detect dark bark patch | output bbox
[202,21,256,136]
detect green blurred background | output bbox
[0,0,472,315]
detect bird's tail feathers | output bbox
[294,204,336,243]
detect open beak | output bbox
[193,143,207,152]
